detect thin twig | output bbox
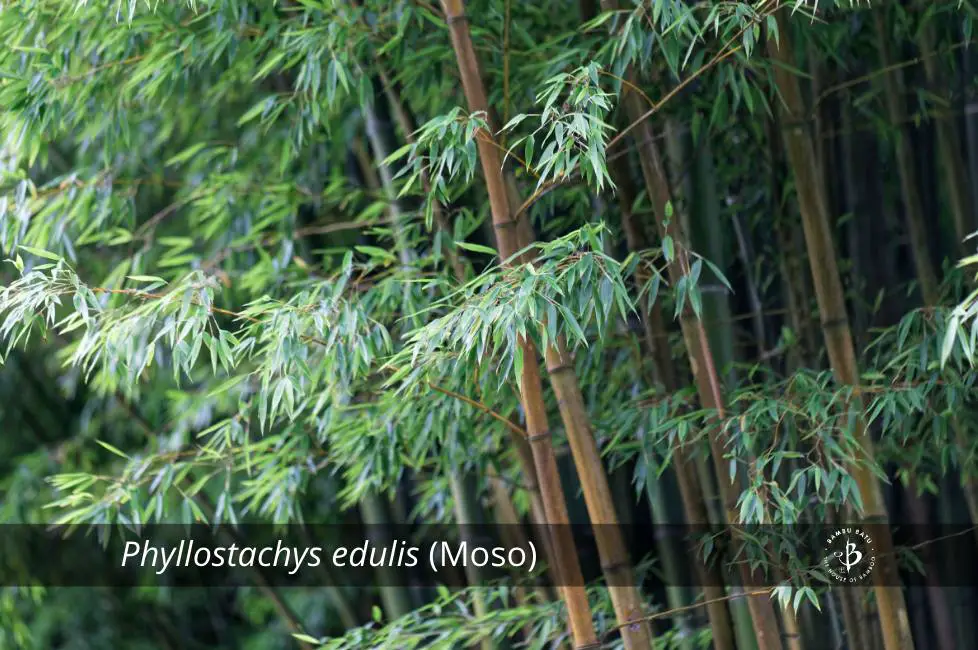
[599,587,775,640]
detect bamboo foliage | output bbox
[6,2,978,649]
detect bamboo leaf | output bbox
[456,241,497,256]
[941,313,960,367]
[18,245,61,261]
[96,440,130,460]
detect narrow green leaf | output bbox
[96,440,130,460]
[18,245,61,261]
[456,241,497,256]
[165,142,208,167]
[127,275,167,284]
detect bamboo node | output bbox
[599,560,630,574]
[492,218,519,230]
[821,317,849,330]
[527,430,552,443]
[574,643,602,650]
[445,13,469,26]
[546,361,575,375]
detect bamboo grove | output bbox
[4,1,978,649]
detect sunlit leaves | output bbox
[385,107,485,228]
[502,63,616,192]
[391,224,634,390]
[945,252,978,366]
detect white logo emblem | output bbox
[822,527,875,583]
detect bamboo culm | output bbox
[440,3,659,647]
[767,10,915,650]
[439,2,599,646]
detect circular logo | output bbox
[822,527,875,583]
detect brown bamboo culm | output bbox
[439,1,598,646]
[438,9,599,650]
[767,8,915,650]
[440,2,658,648]
[774,109,871,650]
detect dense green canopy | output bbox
[3,1,978,649]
